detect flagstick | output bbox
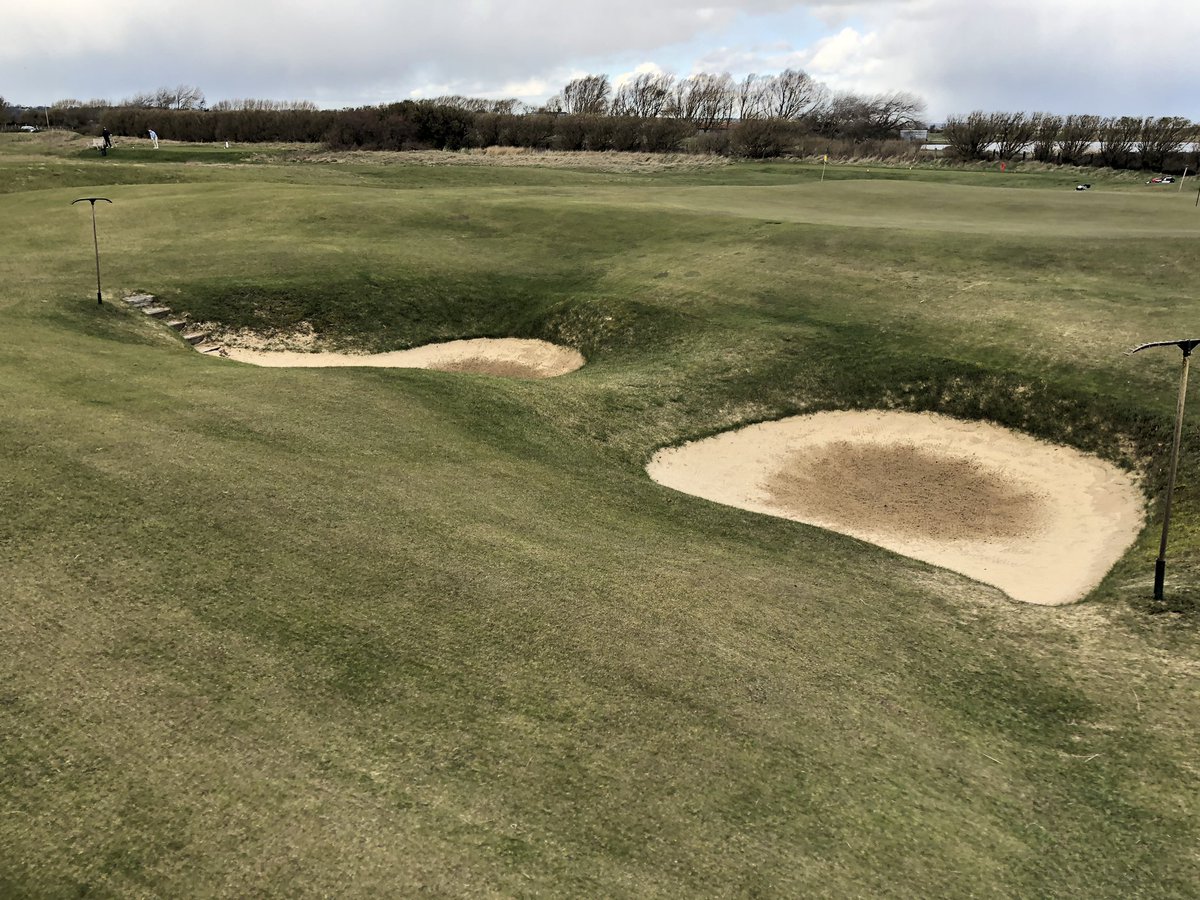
[821,157,826,182]
[1179,166,1189,192]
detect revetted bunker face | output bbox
[647,410,1145,606]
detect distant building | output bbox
[900,129,929,142]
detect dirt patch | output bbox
[647,410,1146,606]
[220,337,584,379]
[200,321,322,352]
[433,356,555,379]
[764,441,1047,542]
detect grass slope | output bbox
[1,134,1197,898]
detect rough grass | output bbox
[297,147,733,173]
[1,133,1197,898]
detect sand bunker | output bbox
[647,410,1145,605]
[222,338,585,379]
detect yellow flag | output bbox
[823,154,828,162]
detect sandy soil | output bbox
[646,410,1145,606]
[221,338,585,379]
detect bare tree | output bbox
[122,91,157,108]
[124,85,205,109]
[759,69,821,120]
[612,72,674,118]
[991,111,1037,159]
[942,110,994,160]
[489,98,522,115]
[735,74,767,120]
[161,85,205,109]
[561,75,611,116]
[815,90,924,139]
[427,95,521,115]
[1139,116,1192,170]
[863,91,925,136]
[669,73,734,128]
[1031,113,1062,162]
[1058,114,1099,165]
[1098,116,1142,168]
[809,91,862,137]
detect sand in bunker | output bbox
[223,338,585,378]
[647,411,1145,605]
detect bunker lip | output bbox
[646,410,1146,606]
[220,338,585,378]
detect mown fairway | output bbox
[2,133,1197,898]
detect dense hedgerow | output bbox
[12,99,1193,169]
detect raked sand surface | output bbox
[647,410,1146,605]
[222,338,585,378]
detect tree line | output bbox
[941,111,1196,170]
[4,79,1197,171]
[1,74,927,157]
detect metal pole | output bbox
[89,203,102,304]
[1132,338,1199,600]
[1155,349,1192,599]
[71,198,112,305]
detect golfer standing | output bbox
[101,127,112,149]
[148,129,159,149]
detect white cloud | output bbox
[806,28,880,80]
[613,63,670,89]
[809,0,1200,117]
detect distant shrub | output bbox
[730,119,794,158]
[550,116,589,152]
[641,118,692,153]
[683,130,732,156]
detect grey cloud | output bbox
[823,0,1200,118]
[7,1,813,105]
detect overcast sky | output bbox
[6,0,1199,120]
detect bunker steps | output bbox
[122,293,228,358]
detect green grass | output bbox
[1,132,1198,898]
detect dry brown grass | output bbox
[294,147,732,173]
